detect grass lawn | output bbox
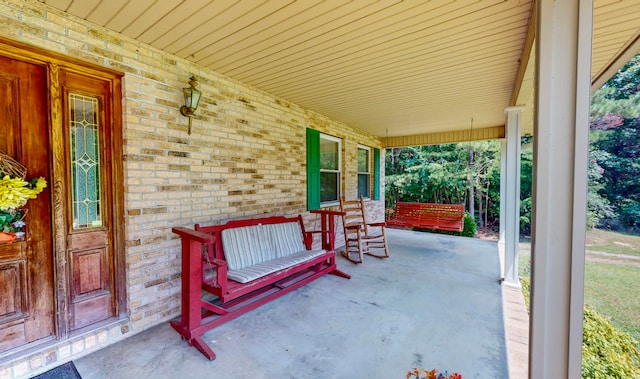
[519,228,640,344]
[585,228,640,257]
[584,261,640,342]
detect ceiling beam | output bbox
[591,30,640,93]
[510,0,536,106]
[382,125,505,148]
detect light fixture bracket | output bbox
[180,75,201,134]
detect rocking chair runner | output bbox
[339,196,389,264]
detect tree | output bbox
[519,146,533,237]
[586,147,614,229]
[589,54,640,232]
[385,144,468,208]
[591,118,640,231]
[385,141,501,230]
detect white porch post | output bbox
[530,0,592,377]
[503,106,524,286]
[499,140,507,246]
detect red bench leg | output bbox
[330,268,351,279]
[190,336,216,360]
[328,256,351,279]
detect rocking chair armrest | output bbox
[367,221,386,228]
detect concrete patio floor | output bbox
[74,229,511,378]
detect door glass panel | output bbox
[69,93,102,229]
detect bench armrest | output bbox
[172,227,215,243]
[210,258,227,266]
[205,258,228,293]
[303,230,332,250]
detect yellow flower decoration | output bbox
[0,175,47,211]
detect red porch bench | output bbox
[170,214,350,360]
[386,202,465,232]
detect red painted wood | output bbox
[310,209,344,251]
[170,215,350,360]
[386,202,465,232]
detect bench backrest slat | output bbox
[196,215,307,271]
[221,225,274,271]
[265,222,305,258]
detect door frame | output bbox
[0,36,126,340]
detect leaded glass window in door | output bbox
[69,93,102,229]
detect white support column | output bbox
[499,140,507,246]
[531,0,592,378]
[503,106,524,287]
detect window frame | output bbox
[319,133,342,207]
[357,144,371,199]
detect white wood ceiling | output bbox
[37,0,640,139]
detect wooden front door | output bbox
[0,56,55,352]
[0,48,124,355]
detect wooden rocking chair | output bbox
[339,196,389,264]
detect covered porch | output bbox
[0,1,637,377]
[73,229,521,378]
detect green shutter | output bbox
[373,148,380,200]
[307,128,320,210]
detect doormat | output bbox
[33,362,82,379]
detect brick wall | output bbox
[0,0,385,377]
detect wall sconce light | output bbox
[180,75,201,135]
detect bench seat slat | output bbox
[228,249,326,283]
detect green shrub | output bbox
[520,280,640,377]
[520,277,530,312]
[460,212,476,238]
[582,306,640,378]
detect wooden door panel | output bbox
[0,55,54,354]
[0,260,27,322]
[72,248,109,297]
[68,230,108,251]
[71,246,114,330]
[0,267,20,316]
[0,320,26,352]
[61,70,117,331]
[0,74,20,154]
[72,293,113,330]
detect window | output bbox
[373,148,380,200]
[307,130,381,208]
[319,134,341,205]
[357,145,371,199]
[306,129,343,209]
